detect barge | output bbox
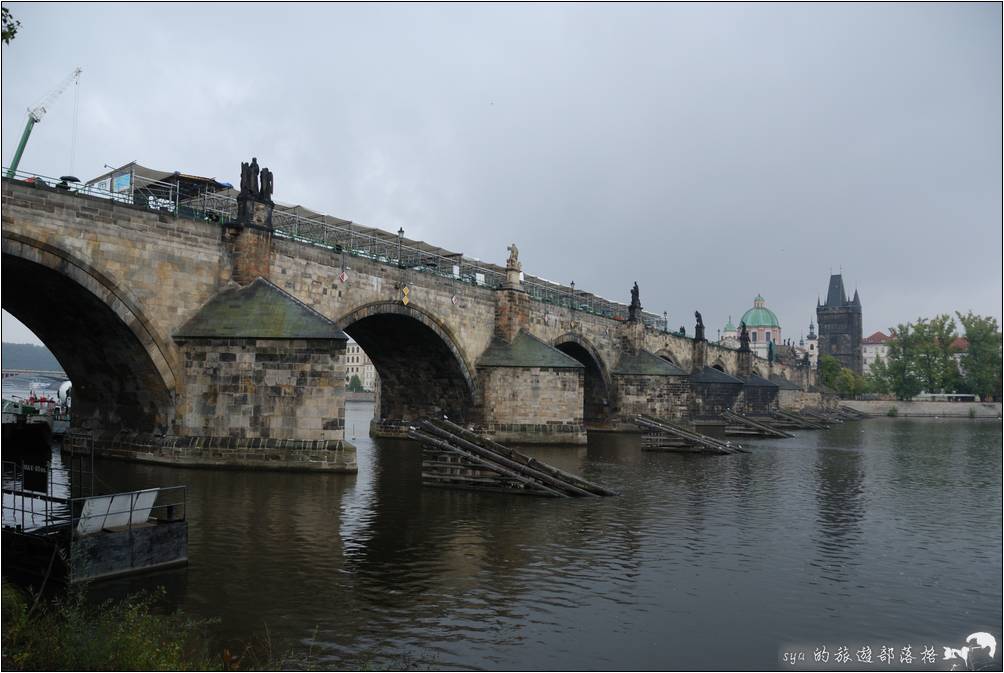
[2,431,188,584]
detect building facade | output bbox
[345,340,376,392]
[861,331,891,374]
[804,320,819,368]
[816,274,863,374]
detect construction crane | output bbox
[5,67,82,178]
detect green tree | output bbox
[2,7,20,45]
[883,323,923,401]
[818,354,842,389]
[955,311,1003,401]
[830,365,869,399]
[911,314,959,393]
[347,374,363,392]
[866,356,891,395]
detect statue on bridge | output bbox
[260,167,274,203]
[694,310,705,341]
[239,157,274,202]
[236,157,274,230]
[628,282,642,322]
[506,242,521,271]
[239,157,261,199]
[738,321,750,352]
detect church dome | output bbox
[740,295,780,329]
[723,315,736,332]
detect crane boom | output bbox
[6,67,82,178]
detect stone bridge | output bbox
[2,175,816,470]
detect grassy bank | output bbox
[2,581,428,671]
[2,581,218,670]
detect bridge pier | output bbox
[475,276,588,445]
[166,278,356,471]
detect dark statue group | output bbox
[239,157,273,203]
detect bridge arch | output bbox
[553,332,611,426]
[335,301,477,429]
[655,349,680,368]
[2,233,176,433]
[710,360,729,375]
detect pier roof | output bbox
[691,366,744,384]
[174,278,347,340]
[613,350,688,376]
[742,374,779,388]
[769,375,802,391]
[477,331,583,369]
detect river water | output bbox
[90,402,1001,670]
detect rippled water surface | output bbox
[95,403,1002,670]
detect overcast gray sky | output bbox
[3,2,1001,346]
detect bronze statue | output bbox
[694,310,705,341]
[739,321,750,350]
[248,157,260,197]
[260,167,273,202]
[630,282,640,309]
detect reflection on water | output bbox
[86,404,1001,670]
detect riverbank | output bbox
[842,399,1002,418]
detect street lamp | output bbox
[570,281,575,310]
[397,227,404,267]
[663,311,668,333]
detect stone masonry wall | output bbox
[735,386,779,416]
[611,374,692,427]
[778,389,823,411]
[176,337,347,442]
[478,366,586,444]
[690,382,744,419]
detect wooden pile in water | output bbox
[721,409,794,439]
[770,409,828,430]
[837,405,868,420]
[409,418,617,498]
[800,408,841,426]
[635,414,749,455]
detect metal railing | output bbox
[2,459,185,536]
[2,460,77,531]
[4,167,181,214]
[70,485,187,537]
[5,167,669,330]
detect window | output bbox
[751,332,757,342]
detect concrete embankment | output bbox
[842,400,1002,418]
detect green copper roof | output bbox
[740,306,780,328]
[477,331,584,369]
[174,278,347,340]
[613,350,688,376]
[723,316,736,332]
